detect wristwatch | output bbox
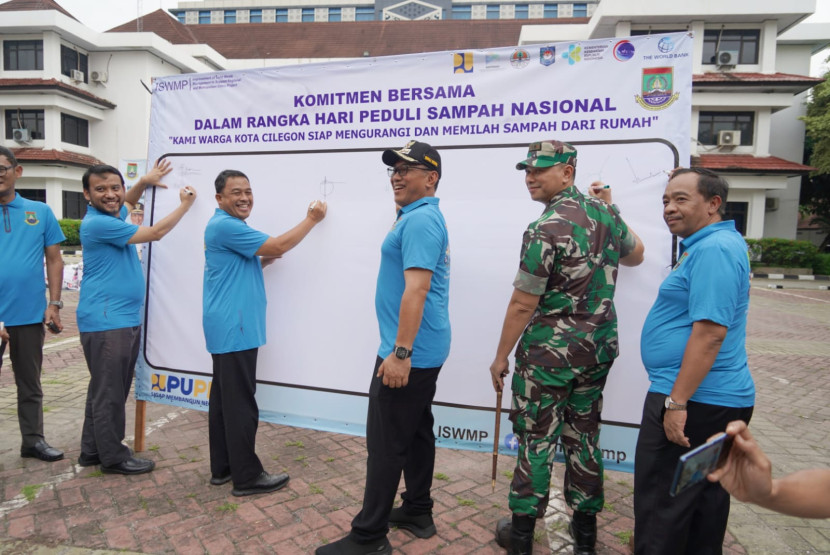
[665,396,687,411]
[394,346,413,360]
[49,300,63,309]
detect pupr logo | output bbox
[453,52,474,74]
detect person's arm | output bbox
[128,187,197,244]
[43,244,64,333]
[707,420,830,518]
[489,288,540,392]
[588,181,644,267]
[255,201,327,258]
[376,268,433,389]
[125,159,172,211]
[664,319,727,446]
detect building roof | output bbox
[111,13,581,59]
[0,78,116,109]
[11,147,103,168]
[693,72,824,94]
[110,9,201,44]
[693,154,815,175]
[0,0,77,20]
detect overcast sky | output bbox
[2,0,828,74]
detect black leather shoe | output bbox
[102,456,155,475]
[389,506,436,538]
[210,473,232,486]
[231,471,289,497]
[315,535,391,554]
[78,452,101,467]
[20,440,64,462]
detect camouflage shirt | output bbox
[514,185,634,368]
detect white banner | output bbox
[136,33,692,471]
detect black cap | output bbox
[382,140,441,177]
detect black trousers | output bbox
[634,391,753,555]
[209,348,264,487]
[350,356,442,543]
[80,327,141,466]
[8,323,46,448]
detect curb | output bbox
[752,273,830,281]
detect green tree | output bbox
[801,60,830,251]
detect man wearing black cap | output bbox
[489,140,644,555]
[318,141,450,555]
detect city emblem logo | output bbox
[561,44,582,65]
[453,52,474,74]
[539,46,556,66]
[613,40,635,61]
[126,163,138,179]
[510,49,531,69]
[635,66,679,111]
[24,211,39,225]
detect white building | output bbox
[1,0,826,239]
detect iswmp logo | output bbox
[562,44,582,65]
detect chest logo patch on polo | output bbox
[24,211,39,225]
[672,251,689,271]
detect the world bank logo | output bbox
[658,37,675,53]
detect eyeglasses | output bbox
[0,164,16,176]
[387,165,432,178]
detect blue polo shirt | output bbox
[640,220,754,407]
[0,194,65,325]
[77,205,143,332]
[203,208,270,354]
[375,196,451,368]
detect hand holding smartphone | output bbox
[670,432,734,497]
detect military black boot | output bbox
[495,513,535,554]
[569,510,597,555]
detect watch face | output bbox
[395,347,410,359]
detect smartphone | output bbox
[669,432,734,497]
[47,321,61,334]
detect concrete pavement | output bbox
[1,281,828,554]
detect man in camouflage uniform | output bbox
[489,140,644,555]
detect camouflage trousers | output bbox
[507,359,612,518]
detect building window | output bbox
[302,8,315,21]
[61,113,89,147]
[697,111,754,146]
[3,40,44,70]
[249,9,262,22]
[276,9,288,22]
[452,5,471,19]
[543,4,558,17]
[572,3,587,17]
[175,12,186,24]
[355,6,374,21]
[328,8,341,21]
[198,10,210,24]
[486,4,500,19]
[63,191,87,219]
[60,45,88,83]
[631,28,685,36]
[17,189,46,203]
[703,29,760,65]
[224,10,236,23]
[5,109,45,140]
[514,4,529,18]
[725,202,748,236]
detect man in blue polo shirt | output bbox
[319,141,450,555]
[203,169,326,497]
[78,162,196,475]
[0,146,65,462]
[634,168,754,554]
